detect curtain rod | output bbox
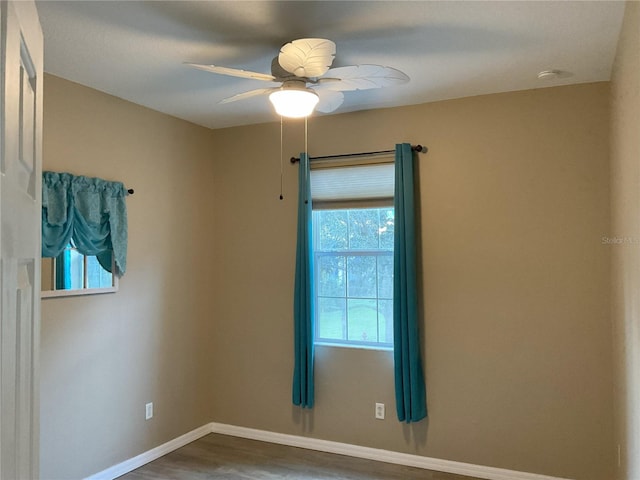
[289,144,428,164]
[127,189,134,195]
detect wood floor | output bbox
[120,433,481,480]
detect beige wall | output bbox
[209,83,614,480]
[40,74,216,479]
[40,75,615,480]
[611,2,640,479]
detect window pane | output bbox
[347,256,376,298]
[313,207,395,349]
[347,299,378,343]
[318,210,348,250]
[377,256,393,299]
[348,209,379,249]
[378,299,394,344]
[317,297,346,341]
[317,255,345,297]
[86,256,112,288]
[379,208,394,249]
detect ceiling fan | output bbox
[186,38,410,118]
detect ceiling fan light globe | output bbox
[269,89,319,118]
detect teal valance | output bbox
[42,171,128,275]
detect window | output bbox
[310,158,395,349]
[41,241,117,297]
[313,206,394,348]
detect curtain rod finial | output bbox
[414,145,428,153]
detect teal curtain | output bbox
[292,153,315,408]
[55,249,71,290]
[393,143,427,423]
[42,172,128,275]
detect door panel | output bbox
[19,39,36,198]
[0,1,43,478]
[16,260,34,479]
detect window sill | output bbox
[314,341,393,352]
[41,285,118,298]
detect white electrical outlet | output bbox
[145,402,153,420]
[375,402,385,420]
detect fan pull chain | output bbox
[304,116,309,205]
[279,116,284,200]
[305,115,308,157]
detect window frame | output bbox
[41,244,118,298]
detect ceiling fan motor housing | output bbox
[280,79,314,92]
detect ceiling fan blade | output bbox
[319,65,409,91]
[278,38,336,78]
[314,89,344,113]
[219,88,278,104]
[185,63,275,82]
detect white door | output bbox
[0,1,43,478]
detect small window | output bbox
[313,207,394,348]
[41,242,118,297]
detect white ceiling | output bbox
[37,1,625,130]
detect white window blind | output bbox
[310,160,395,209]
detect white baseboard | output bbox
[86,421,573,480]
[210,423,572,480]
[84,424,212,480]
